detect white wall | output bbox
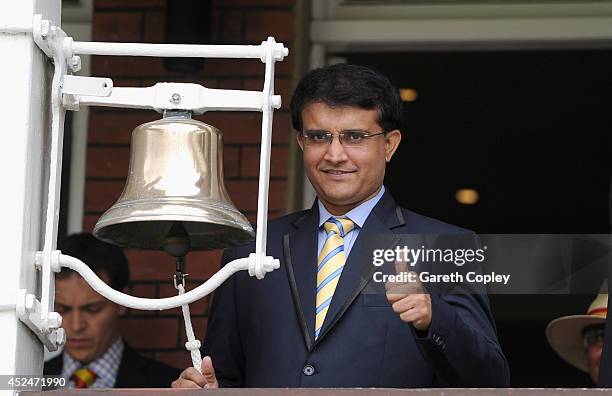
[0,0,61,390]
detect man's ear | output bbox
[384,129,402,162]
[296,132,304,151]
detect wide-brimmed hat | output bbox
[546,293,608,372]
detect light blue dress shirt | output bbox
[317,186,385,258]
[62,337,124,388]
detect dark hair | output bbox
[290,63,403,133]
[57,233,130,291]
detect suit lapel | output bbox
[315,191,405,344]
[283,205,319,352]
[115,344,145,387]
[43,355,63,376]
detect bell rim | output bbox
[93,197,253,231]
[93,197,255,251]
[94,213,254,234]
[93,219,255,251]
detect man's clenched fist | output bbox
[385,260,432,331]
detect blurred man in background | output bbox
[44,233,180,388]
[547,292,607,384]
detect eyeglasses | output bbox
[583,325,606,347]
[299,129,385,147]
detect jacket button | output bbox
[303,364,315,376]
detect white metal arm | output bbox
[58,253,279,311]
[68,82,281,113]
[68,40,288,61]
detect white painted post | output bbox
[0,0,61,391]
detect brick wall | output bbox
[85,0,296,370]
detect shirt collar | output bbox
[318,185,385,228]
[62,337,124,387]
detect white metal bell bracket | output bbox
[3,14,286,354]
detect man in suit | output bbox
[547,292,607,384]
[172,64,510,388]
[44,233,180,388]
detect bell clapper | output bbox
[161,221,203,372]
[162,221,191,258]
[173,255,188,291]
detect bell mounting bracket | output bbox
[3,14,287,350]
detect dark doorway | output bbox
[345,50,612,386]
[58,111,73,242]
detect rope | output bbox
[177,284,202,374]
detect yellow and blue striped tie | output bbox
[315,217,355,339]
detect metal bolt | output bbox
[70,56,82,73]
[54,328,66,346]
[40,20,50,38]
[48,312,62,329]
[24,294,35,312]
[170,93,181,104]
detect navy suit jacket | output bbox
[44,344,181,388]
[203,191,510,387]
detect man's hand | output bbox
[385,260,432,331]
[171,356,219,389]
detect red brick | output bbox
[96,0,166,8]
[82,215,98,232]
[184,250,223,280]
[155,351,192,370]
[220,10,244,43]
[112,78,142,87]
[202,58,263,78]
[226,180,287,212]
[240,146,289,178]
[93,12,142,42]
[203,55,294,78]
[179,318,208,346]
[88,112,160,145]
[198,112,290,145]
[92,51,293,78]
[86,147,129,178]
[245,10,294,43]
[144,11,165,42]
[120,317,178,349]
[126,249,176,281]
[223,146,239,177]
[158,283,211,317]
[216,79,243,90]
[84,180,124,213]
[92,56,168,77]
[213,0,293,6]
[198,113,258,144]
[129,283,157,298]
[273,112,293,143]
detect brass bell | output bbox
[93,113,255,253]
